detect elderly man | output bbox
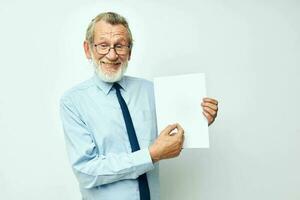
[60,12,218,200]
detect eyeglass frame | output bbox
[93,43,131,55]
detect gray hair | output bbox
[85,12,133,48]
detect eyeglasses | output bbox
[94,43,131,55]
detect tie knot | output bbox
[113,82,122,91]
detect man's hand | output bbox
[149,123,184,163]
[201,97,219,126]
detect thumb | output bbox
[160,124,177,136]
[176,123,184,135]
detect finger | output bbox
[175,123,184,134]
[203,106,217,117]
[202,97,218,105]
[173,124,184,139]
[180,133,185,148]
[202,111,214,124]
[161,124,177,135]
[201,102,218,111]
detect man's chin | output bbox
[95,65,127,83]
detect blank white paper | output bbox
[154,73,209,148]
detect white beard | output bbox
[92,57,128,83]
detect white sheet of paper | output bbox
[154,73,209,148]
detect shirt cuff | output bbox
[131,148,155,176]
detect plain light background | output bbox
[0,0,299,199]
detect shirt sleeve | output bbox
[60,96,154,189]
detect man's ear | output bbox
[83,40,92,59]
[128,50,131,61]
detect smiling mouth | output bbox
[100,61,121,66]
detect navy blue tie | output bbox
[113,83,151,200]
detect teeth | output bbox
[101,62,120,65]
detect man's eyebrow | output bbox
[96,37,128,43]
[115,38,127,42]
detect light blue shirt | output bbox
[60,74,160,200]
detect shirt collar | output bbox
[93,73,127,95]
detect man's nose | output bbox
[105,48,118,60]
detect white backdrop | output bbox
[0,0,299,199]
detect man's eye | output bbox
[115,45,123,49]
[99,44,109,48]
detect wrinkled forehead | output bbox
[93,20,129,42]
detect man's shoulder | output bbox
[124,75,153,88]
[60,76,95,102]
